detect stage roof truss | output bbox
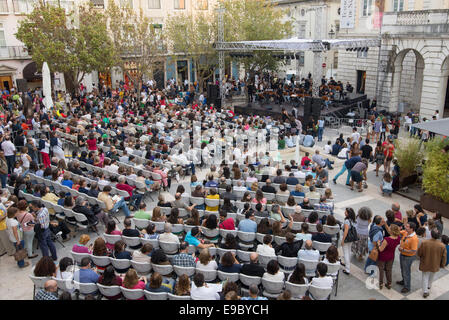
[216,38,381,52]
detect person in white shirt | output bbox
[232,147,242,161]
[196,248,218,271]
[263,260,285,282]
[158,223,180,244]
[323,141,332,154]
[256,235,276,256]
[310,263,334,298]
[1,136,16,174]
[298,240,320,262]
[190,273,221,300]
[351,127,360,143]
[246,171,258,183]
[233,180,247,192]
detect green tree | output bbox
[220,0,293,75]
[165,12,217,93]
[106,1,165,100]
[422,137,449,203]
[16,0,115,94]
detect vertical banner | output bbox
[373,0,385,29]
[340,0,356,29]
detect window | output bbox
[298,22,306,39]
[197,0,208,10]
[0,24,5,47]
[362,0,373,16]
[393,0,404,12]
[0,0,8,13]
[120,0,133,8]
[333,52,338,69]
[357,50,367,58]
[174,0,185,9]
[298,51,305,66]
[13,0,35,14]
[148,0,160,9]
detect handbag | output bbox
[14,244,27,262]
[344,220,359,243]
[368,243,379,262]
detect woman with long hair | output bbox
[352,207,373,261]
[98,265,123,300]
[288,262,308,285]
[122,269,146,299]
[374,141,385,177]
[175,274,191,296]
[185,208,200,226]
[341,207,356,275]
[105,220,122,251]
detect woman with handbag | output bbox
[6,206,29,268]
[16,200,38,259]
[341,207,357,275]
[377,224,401,289]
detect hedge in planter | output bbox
[422,137,449,204]
[394,137,423,184]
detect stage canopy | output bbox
[217,38,381,51]
[412,118,449,136]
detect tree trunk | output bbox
[64,72,78,97]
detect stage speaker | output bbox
[312,98,322,118]
[207,84,219,99]
[16,79,28,92]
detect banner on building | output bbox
[340,0,356,29]
[373,0,385,29]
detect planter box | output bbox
[400,174,418,188]
[421,194,449,219]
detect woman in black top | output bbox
[219,234,240,250]
[151,249,170,265]
[112,240,132,273]
[257,218,272,234]
[221,198,236,213]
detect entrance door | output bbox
[356,70,366,94]
[177,60,188,85]
[0,76,12,91]
[153,62,165,90]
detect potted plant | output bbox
[420,137,449,217]
[394,137,424,187]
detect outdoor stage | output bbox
[233,92,369,119]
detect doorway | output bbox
[0,76,12,91]
[444,78,449,118]
[177,60,188,85]
[356,70,366,94]
[153,62,165,90]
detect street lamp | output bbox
[328,25,335,39]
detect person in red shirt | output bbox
[86,132,97,151]
[219,210,235,230]
[116,176,142,211]
[382,137,395,174]
[300,152,311,167]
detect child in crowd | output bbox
[380,172,393,196]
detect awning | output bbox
[411,118,449,136]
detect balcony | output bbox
[0,0,8,14]
[382,9,449,36]
[0,46,31,59]
[91,0,104,8]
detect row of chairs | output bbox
[17,190,99,235]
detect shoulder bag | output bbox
[344,220,359,243]
[368,242,379,261]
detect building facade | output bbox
[273,0,341,81]
[0,0,70,92]
[336,0,449,118]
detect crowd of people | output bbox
[0,73,447,301]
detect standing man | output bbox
[417,230,447,298]
[0,150,8,188]
[1,135,15,175]
[29,200,57,261]
[397,222,419,294]
[317,118,325,142]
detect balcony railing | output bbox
[91,0,104,8]
[0,46,31,59]
[383,9,449,26]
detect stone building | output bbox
[336,0,449,118]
